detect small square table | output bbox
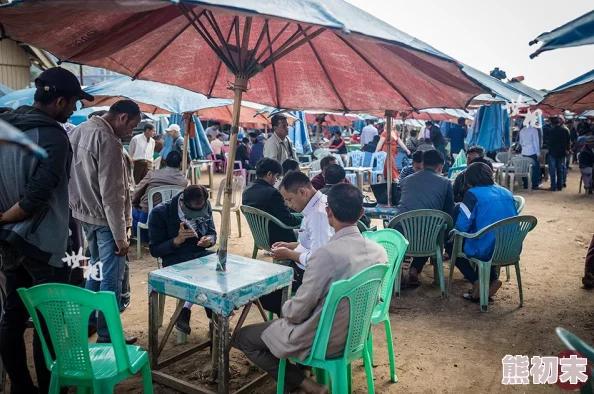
[191,160,214,191]
[148,254,293,394]
[363,203,397,220]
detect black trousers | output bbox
[259,260,304,316]
[0,242,70,394]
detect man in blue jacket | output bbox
[148,185,216,335]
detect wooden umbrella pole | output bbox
[385,110,394,207]
[182,113,191,176]
[217,76,247,272]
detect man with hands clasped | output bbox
[149,185,217,335]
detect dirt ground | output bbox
[22,168,594,393]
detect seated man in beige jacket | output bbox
[236,183,388,394]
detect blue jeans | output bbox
[548,156,565,190]
[82,223,126,339]
[522,154,541,189]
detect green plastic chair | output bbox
[240,205,302,259]
[276,264,388,394]
[362,229,409,383]
[513,195,525,214]
[556,327,594,393]
[447,215,537,311]
[17,283,153,393]
[387,210,454,297]
[452,149,467,168]
[357,220,377,233]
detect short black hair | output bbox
[327,183,363,223]
[271,114,287,128]
[366,119,374,125]
[211,121,220,127]
[412,150,424,163]
[33,89,77,106]
[325,164,345,185]
[183,185,209,205]
[87,109,107,119]
[144,123,155,131]
[282,159,300,175]
[425,120,433,126]
[242,137,249,144]
[422,149,444,167]
[465,162,494,187]
[279,170,312,193]
[165,151,183,168]
[255,157,282,178]
[458,117,466,126]
[334,130,341,136]
[467,145,485,157]
[108,99,141,119]
[320,155,337,171]
[423,138,432,144]
[409,129,418,137]
[153,134,163,141]
[550,116,560,126]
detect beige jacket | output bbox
[263,132,295,164]
[132,167,189,212]
[262,226,388,360]
[69,116,131,241]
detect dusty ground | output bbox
[22,168,594,393]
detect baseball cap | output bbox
[35,67,94,102]
[166,124,181,132]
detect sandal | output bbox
[462,291,494,304]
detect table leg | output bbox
[218,314,230,394]
[208,163,214,195]
[357,172,363,191]
[149,290,159,369]
[278,285,290,318]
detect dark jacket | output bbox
[242,179,301,245]
[0,106,72,266]
[396,168,454,217]
[249,141,264,167]
[548,126,570,158]
[148,193,217,267]
[430,124,446,147]
[579,146,594,169]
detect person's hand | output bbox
[198,236,213,248]
[115,239,129,256]
[271,246,291,260]
[173,222,197,246]
[405,149,411,156]
[272,242,289,249]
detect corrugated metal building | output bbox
[0,39,31,90]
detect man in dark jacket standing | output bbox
[148,185,216,336]
[242,158,302,246]
[426,121,448,173]
[547,116,571,191]
[0,67,93,394]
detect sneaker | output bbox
[176,307,192,335]
[119,298,130,313]
[97,334,138,345]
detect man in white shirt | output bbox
[360,119,379,148]
[208,133,225,160]
[259,171,334,316]
[205,122,220,139]
[129,123,156,184]
[519,124,542,190]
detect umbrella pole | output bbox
[385,110,394,206]
[218,77,247,272]
[182,113,191,176]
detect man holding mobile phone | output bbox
[148,185,216,336]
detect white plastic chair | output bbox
[499,157,533,194]
[136,185,184,259]
[212,176,244,237]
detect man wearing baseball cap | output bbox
[0,67,93,394]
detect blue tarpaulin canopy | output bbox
[541,68,594,111]
[0,83,13,98]
[530,9,594,58]
[159,114,213,160]
[466,104,510,151]
[83,76,232,114]
[461,64,539,105]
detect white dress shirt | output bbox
[295,191,334,270]
[129,133,155,162]
[519,126,540,156]
[360,125,378,146]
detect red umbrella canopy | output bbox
[0,0,487,113]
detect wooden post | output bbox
[385,110,395,206]
[217,76,247,271]
[182,114,191,175]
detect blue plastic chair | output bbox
[371,151,387,184]
[346,151,365,167]
[448,165,467,179]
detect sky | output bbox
[345,0,594,91]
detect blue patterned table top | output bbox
[148,254,293,317]
[364,204,397,219]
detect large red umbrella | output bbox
[0,0,488,275]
